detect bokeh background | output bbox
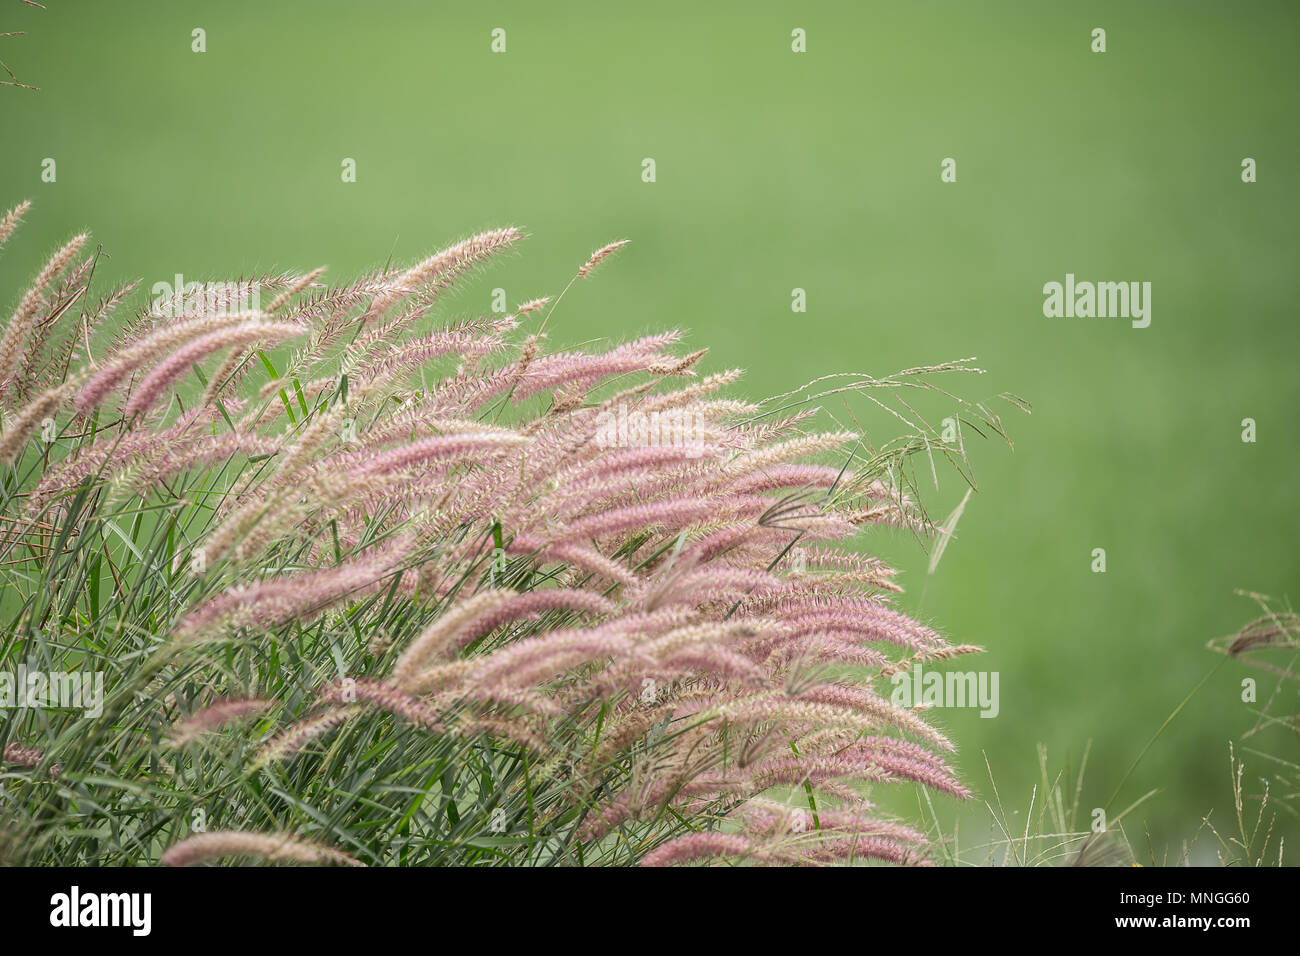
[3,0,1297,861]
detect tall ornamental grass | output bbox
[0,202,1018,865]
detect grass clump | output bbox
[0,203,1019,866]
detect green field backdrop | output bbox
[3,0,1298,862]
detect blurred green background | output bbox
[3,0,1297,862]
